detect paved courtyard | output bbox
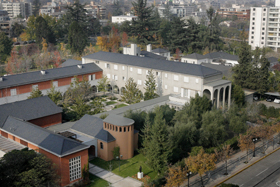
[89,163,142,187]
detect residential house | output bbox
[181,53,206,64]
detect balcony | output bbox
[268,33,277,36]
[269,14,279,17]
[268,23,278,27]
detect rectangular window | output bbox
[114,65,118,70]
[174,87,178,92]
[107,74,111,79]
[137,69,142,74]
[32,85,38,90]
[71,78,75,83]
[115,75,118,80]
[130,67,133,71]
[137,80,142,85]
[252,27,254,30]
[69,156,81,181]
[95,60,99,64]
[122,66,125,70]
[146,70,149,75]
[184,77,189,82]
[122,76,126,81]
[196,79,199,83]
[52,81,58,87]
[165,85,167,89]
[10,88,17,96]
[165,73,168,78]
[88,74,96,81]
[174,75,179,81]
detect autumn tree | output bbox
[215,144,233,175]
[165,166,186,187]
[121,78,143,104]
[256,125,273,154]
[122,32,128,47]
[144,70,158,101]
[41,38,48,53]
[96,36,109,51]
[238,127,256,163]
[28,87,43,99]
[97,76,110,96]
[108,26,120,52]
[185,149,216,187]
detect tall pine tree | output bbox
[141,107,172,174]
[248,47,261,90]
[233,42,252,88]
[258,49,270,94]
[144,70,158,100]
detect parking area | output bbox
[255,100,280,108]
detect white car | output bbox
[274,98,280,104]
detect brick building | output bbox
[217,9,250,20]
[0,63,102,105]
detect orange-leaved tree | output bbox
[96,35,109,51]
[122,32,128,47]
[215,144,233,175]
[185,149,216,187]
[238,127,257,163]
[256,125,273,154]
[165,166,186,187]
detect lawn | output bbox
[114,104,128,109]
[106,101,117,105]
[86,174,109,187]
[90,153,157,180]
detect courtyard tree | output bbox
[97,75,110,96]
[28,87,43,99]
[185,149,216,187]
[0,148,58,186]
[47,83,62,105]
[121,77,142,104]
[144,70,158,101]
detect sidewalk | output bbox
[183,139,280,187]
[89,163,143,187]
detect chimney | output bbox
[77,64,82,69]
[41,70,46,75]
[147,44,152,52]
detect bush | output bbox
[109,96,118,100]
[224,136,239,150]
[189,146,203,156]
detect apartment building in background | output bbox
[249,1,280,51]
[0,2,32,18]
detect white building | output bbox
[112,15,137,24]
[249,1,280,52]
[0,2,32,18]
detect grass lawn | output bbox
[106,101,117,105]
[90,153,157,180]
[86,174,109,187]
[114,103,128,109]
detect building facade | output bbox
[0,2,32,18]
[0,63,102,104]
[112,15,137,24]
[82,51,232,109]
[249,1,280,51]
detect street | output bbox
[225,148,280,187]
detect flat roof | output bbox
[204,79,231,87]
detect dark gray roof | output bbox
[152,48,169,53]
[201,63,232,77]
[60,59,82,67]
[104,114,134,127]
[0,63,102,89]
[204,52,239,61]
[140,51,167,60]
[182,53,205,60]
[0,96,62,127]
[83,52,221,78]
[267,57,278,63]
[0,116,89,157]
[71,114,115,142]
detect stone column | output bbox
[223,87,226,109]
[228,86,231,109]
[217,88,220,108]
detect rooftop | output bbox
[103,114,134,127]
[182,53,205,60]
[0,96,62,127]
[140,51,167,60]
[204,52,239,61]
[0,63,102,89]
[151,48,169,53]
[83,51,221,78]
[0,135,26,154]
[60,59,82,67]
[0,116,89,157]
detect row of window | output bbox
[69,156,81,182]
[104,123,131,132]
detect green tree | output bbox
[0,32,13,63]
[141,107,172,174]
[144,70,158,100]
[97,75,110,95]
[25,15,36,40]
[232,84,245,107]
[11,22,25,38]
[47,83,62,105]
[248,47,261,90]
[199,109,226,147]
[68,21,88,55]
[0,148,58,186]
[91,97,104,114]
[162,2,173,21]
[227,104,247,135]
[112,1,123,16]
[70,96,91,120]
[232,42,252,88]
[34,16,55,47]
[130,0,156,44]
[121,78,143,104]
[28,87,43,99]
[257,48,270,94]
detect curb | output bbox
[214,146,280,187]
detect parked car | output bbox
[13,42,20,45]
[23,41,27,45]
[274,98,280,104]
[266,97,274,102]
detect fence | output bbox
[187,135,280,187]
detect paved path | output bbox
[89,163,143,187]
